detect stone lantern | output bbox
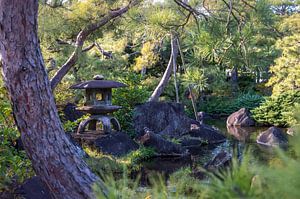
[70,75,127,134]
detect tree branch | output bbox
[95,42,113,59]
[173,0,208,21]
[82,43,95,52]
[50,0,140,90]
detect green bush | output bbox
[252,90,300,126]
[0,127,34,191]
[199,92,264,115]
[112,73,150,137]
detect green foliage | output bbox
[62,114,90,132]
[0,127,34,191]
[199,93,264,115]
[182,67,208,96]
[133,41,159,72]
[112,73,150,137]
[124,147,155,166]
[203,155,259,199]
[84,147,124,175]
[84,146,155,177]
[252,90,300,126]
[267,14,300,95]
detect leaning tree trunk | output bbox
[148,34,179,102]
[0,1,107,198]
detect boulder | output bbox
[94,132,139,156]
[188,124,226,144]
[133,102,196,138]
[256,126,288,146]
[137,130,188,155]
[204,150,232,171]
[15,176,51,199]
[227,108,255,127]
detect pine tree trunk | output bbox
[0,1,107,198]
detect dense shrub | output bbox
[113,73,150,137]
[0,127,34,191]
[252,90,300,126]
[199,92,264,116]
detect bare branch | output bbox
[95,42,113,59]
[173,0,208,21]
[82,43,95,52]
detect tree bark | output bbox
[50,0,139,90]
[0,1,107,198]
[148,34,179,102]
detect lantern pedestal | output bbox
[77,115,121,134]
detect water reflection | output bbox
[227,126,256,142]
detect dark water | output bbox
[140,119,283,182]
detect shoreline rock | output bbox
[227,108,255,127]
[256,126,288,146]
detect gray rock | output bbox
[227,108,255,127]
[188,124,226,144]
[137,130,187,155]
[94,132,139,156]
[204,150,232,171]
[256,126,288,146]
[133,102,196,138]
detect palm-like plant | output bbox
[182,67,208,98]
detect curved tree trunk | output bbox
[0,1,107,198]
[148,34,179,102]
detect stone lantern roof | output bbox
[70,75,127,89]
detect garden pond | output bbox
[138,119,285,184]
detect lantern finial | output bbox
[93,74,104,80]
